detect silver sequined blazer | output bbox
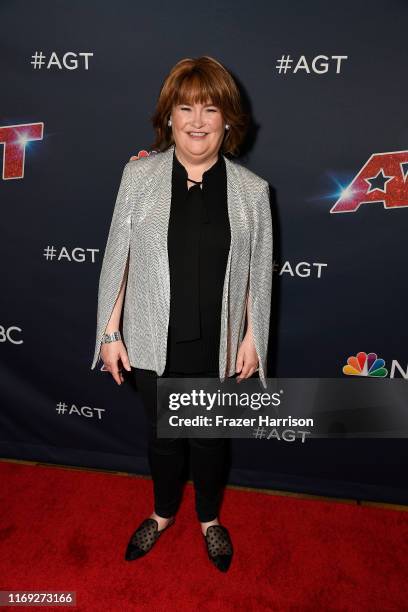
[91,143,273,388]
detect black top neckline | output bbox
[173,148,224,186]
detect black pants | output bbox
[132,365,231,522]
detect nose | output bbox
[190,109,206,128]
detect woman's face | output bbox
[170,101,225,160]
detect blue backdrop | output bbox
[1,0,407,503]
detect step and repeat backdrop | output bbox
[1,0,407,503]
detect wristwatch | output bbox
[101,330,122,343]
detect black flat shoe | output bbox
[125,516,175,561]
[203,524,233,572]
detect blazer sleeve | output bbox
[90,162,133,370]
[248,180,273,389]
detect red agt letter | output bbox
[0,122,44,179]
[331,150,408,213]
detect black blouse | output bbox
[166,148,231,373]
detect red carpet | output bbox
[1,460,407,611]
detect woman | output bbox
[91,56,273,572]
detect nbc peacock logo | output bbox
[343,351,388,377]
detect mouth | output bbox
[187,132,208,138]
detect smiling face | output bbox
[170,101,225,161]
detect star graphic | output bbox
[400,161,408,181]
[364,169,393,194]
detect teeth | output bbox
[189,132,206,136]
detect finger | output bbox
[110,365,122,385]
[238,364,257,381]
[236,367,248,382]
[120,350,132,372]
[238,369,250,381]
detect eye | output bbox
[206,107,218,112]
[180,106,191,111]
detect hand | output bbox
[235,333,259,383]
[100,340,131,385]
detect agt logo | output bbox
[331,150,408,213]
[343,351,407,378]
[0,122,44,179]
[0,122,159,180]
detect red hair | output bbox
[149,56,249,156]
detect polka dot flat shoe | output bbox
[125,516,175,561]
[203,524,233,572]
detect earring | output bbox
[168,118,172,127]
[225,124,230,130]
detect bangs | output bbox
[173,72,222,107]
